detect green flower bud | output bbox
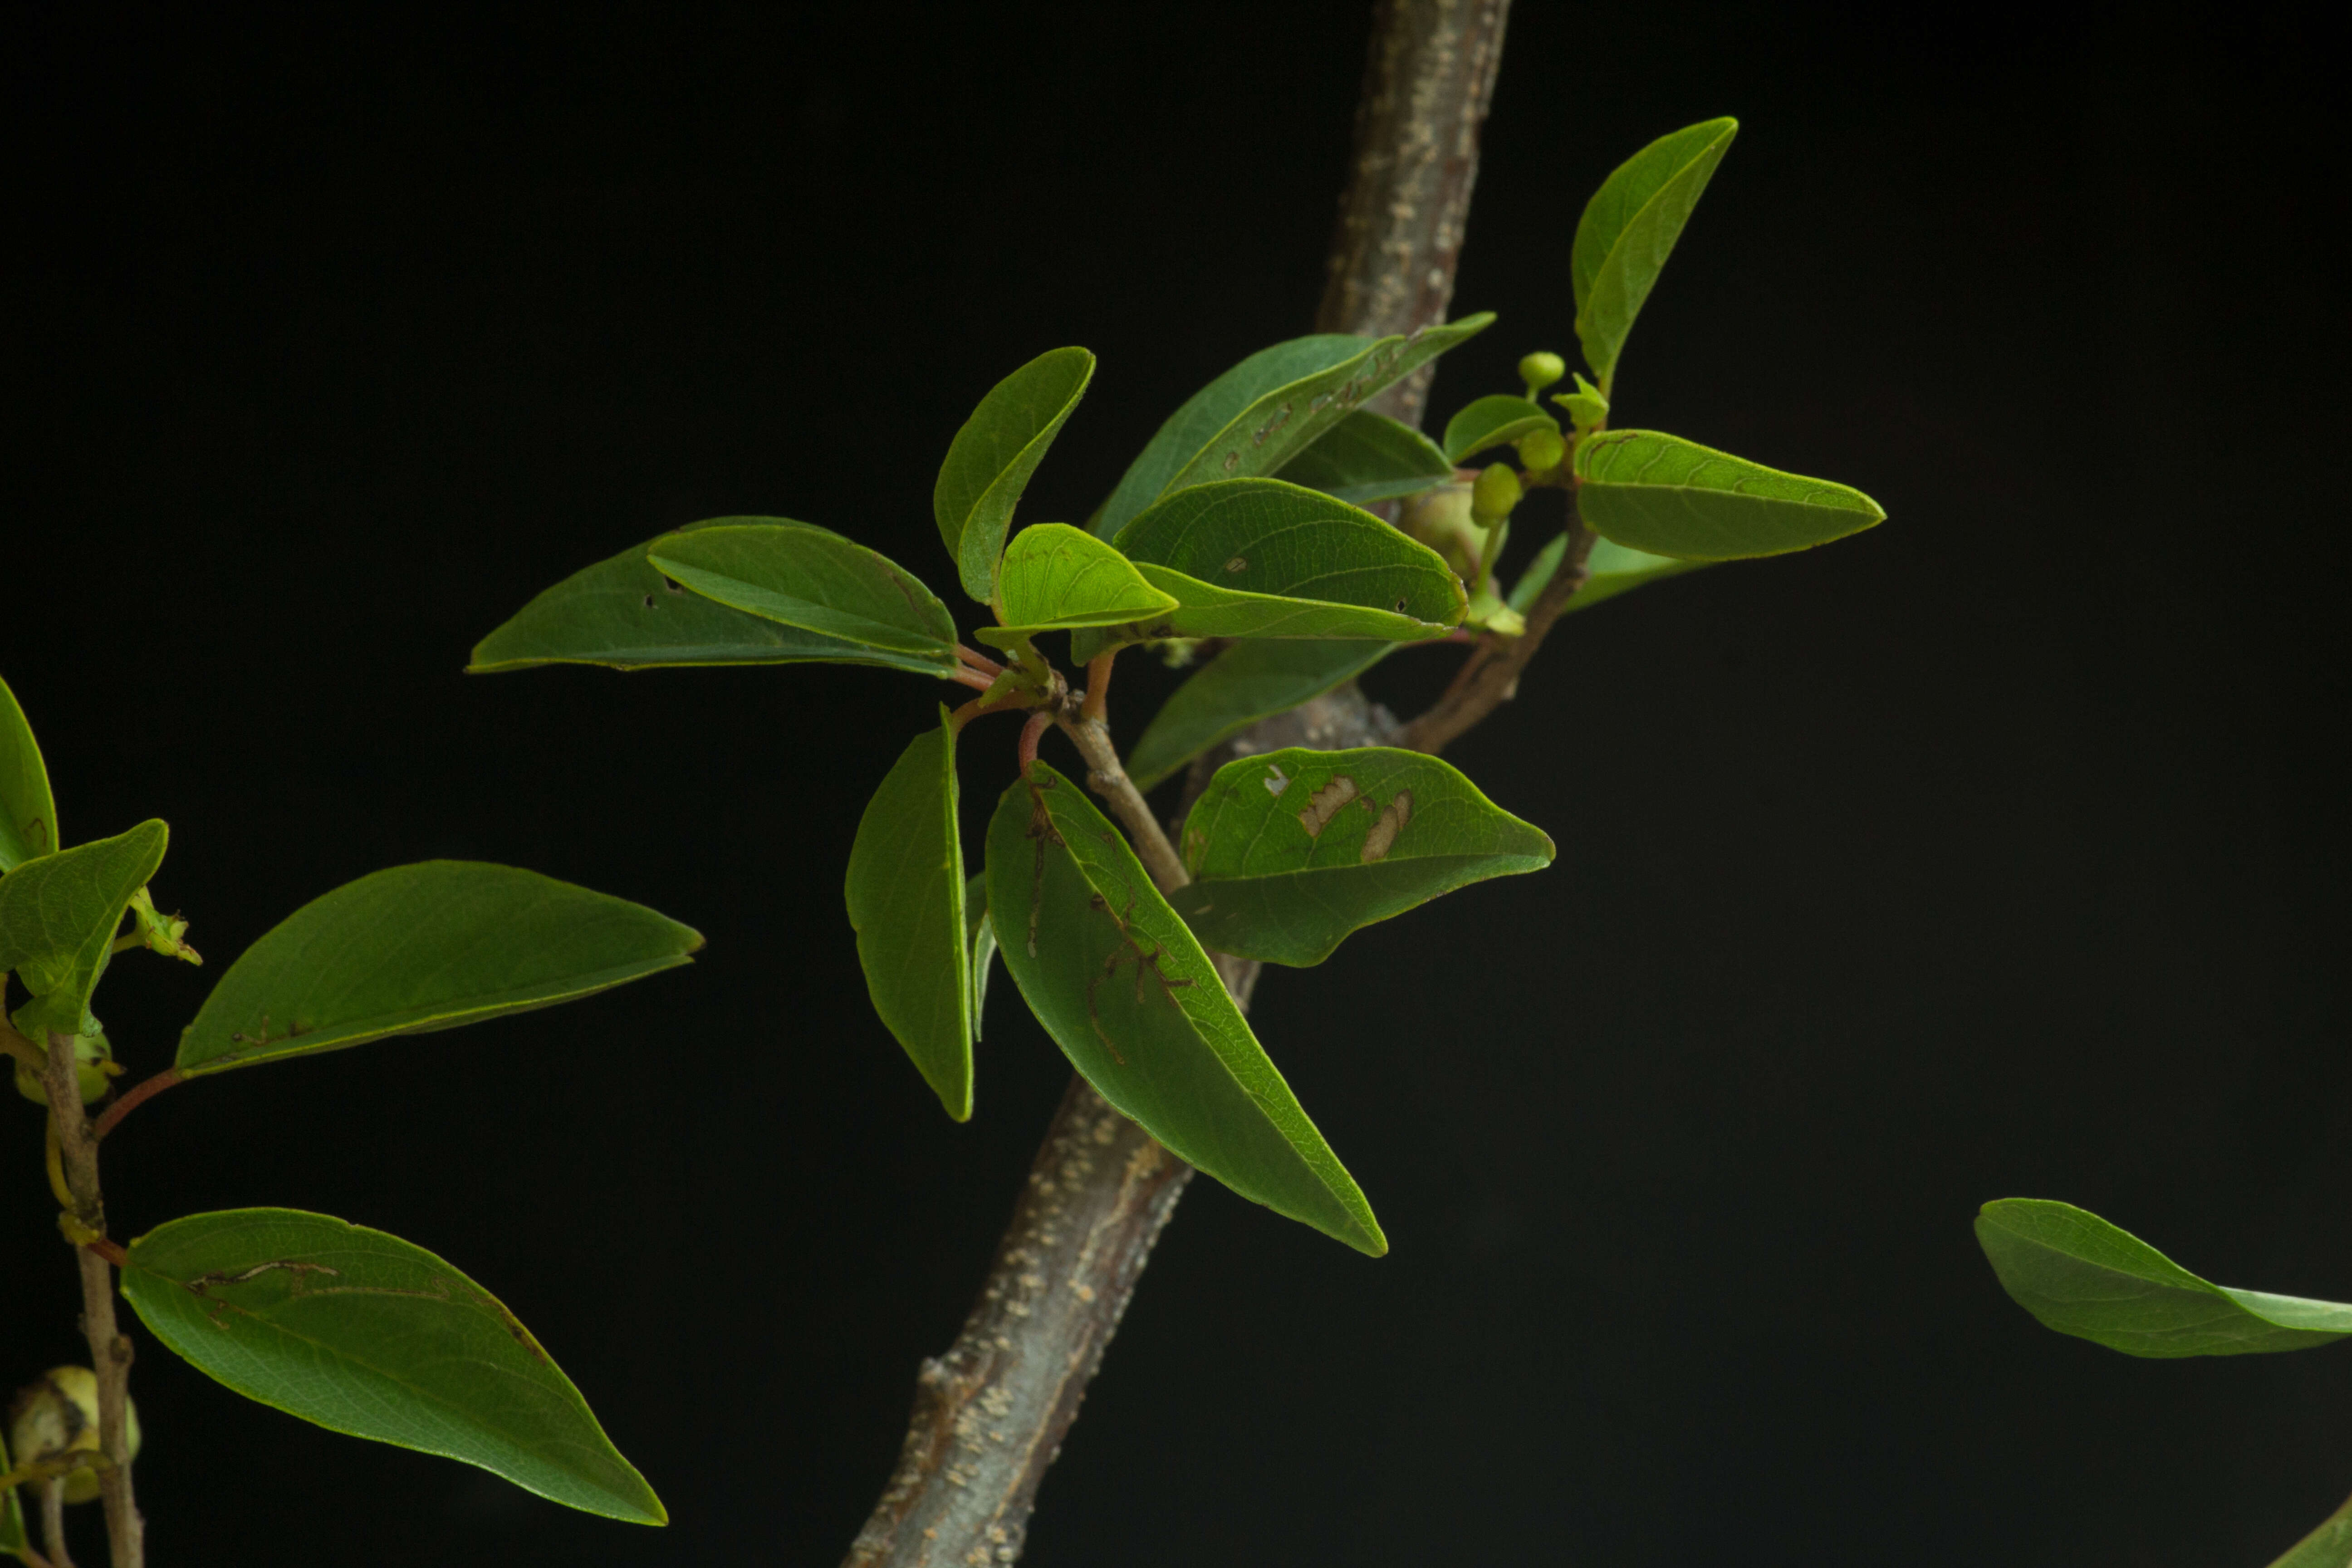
[1515,427,1567,473]
[1517,351,1567,397]
[1398,483,1483,579]
[1470,462,1522,522]
[12,1028,114,1107]
[7,1366,142,1505]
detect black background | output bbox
[6,4,2348,1564]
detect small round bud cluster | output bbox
[1518,351,1567,397]
[7,1366,142,1505]
[1471,462,1523,522]
[1515,427,1568,473]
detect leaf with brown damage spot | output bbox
[1171,748,1552,967]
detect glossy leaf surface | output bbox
[0,820,167,1040]
[1572,117,1737,388]
[935,347,1095,603]
[648,520,957,658]
[467,533,954,678]
[1976,1199,2352,1357]
[1577,431,1885,560]
[1094,479,1463,647]
[1276,411,1452,504]
[985,764,1382,1254]
[176,863,701,1076]
[992,523,1177,633]
[2268,1491,2352,1568]
[1441,395,1558,464]
[1171,748,1553,966]
[845,713,971,1119]
[1126,639,1392,792]
[121,1208,664,1524]
[1095,318,1492,539]
[0,675,58,871]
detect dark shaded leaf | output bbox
[1572,117,1738,389]
[1094,318,1493,539]
[1126,640,1392,792]
[1276,411,1452,504]
[1507,534,1707,616]
[845,713,971,1120]
[1170,748,1552,966]
[648,521,957,657]
[0,820,167,1041]
[935,347,1095,603]
[984,763,1383,1254]
[1976,1199,2352,1358]
[1576,431,1885,560]
[121,1208,665,1524]
[467,532,955,678]
[0,675,59,871]
[176,863,701,1076]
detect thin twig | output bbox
[39,1038,143,1568]
[1401,517,1595,754]
[91,1068,183,1142]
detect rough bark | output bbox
[842,5,1511,1562]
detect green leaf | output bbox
[1975,1199,2352,1358]
[1169,748,1553,966]
[845,712,971,1120]
[119,1207,664,1524]
[1575,431,1885,560]
[1085,479,1464,652]
[0,820,167,1041]
[1,1423,27,1561]
[2268,1490,2352,1568]
[1275,411,1452,504]
[1095,318,1494,539]
[647,520,958,658]
[1507,534,1708,616]
[0,675,59,872]
[963,872,999,1043]
[1571,116,1738,390]
[467,531,956,678]
[985,763,1383,1254]
[935,347,1096,603]
[1441,395,1558,464]
[1126,639,1392,793]
[984,523,1178,642]
[175,863,701,1076]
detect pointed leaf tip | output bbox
[936,347,1096,604]
[1572,117,1738,388]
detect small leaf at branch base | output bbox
[466,532,956,678]
[1276,411,1453,504]
[176,863,701,1076]
[1576,430,1885,560]
[989,523,1178,636]
[1572,117,1738,389]
[1975,1198,2352,1357]
[1171,748,1553,966]
[1441,395,1558,465]
[1510,534,1709,617]
[0,675,60,871]
[935,347,1096,603]
[1126,639,1393,793]
[0,819,168,1040]
[120,1208,666,1524]
[648,521,958,657]
[846,712,972,1120]
[985,763,1384,1254]
[2266,1490,2352,1568]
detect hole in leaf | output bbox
[642,594,657,608]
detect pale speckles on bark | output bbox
[1317,0,1513,427]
